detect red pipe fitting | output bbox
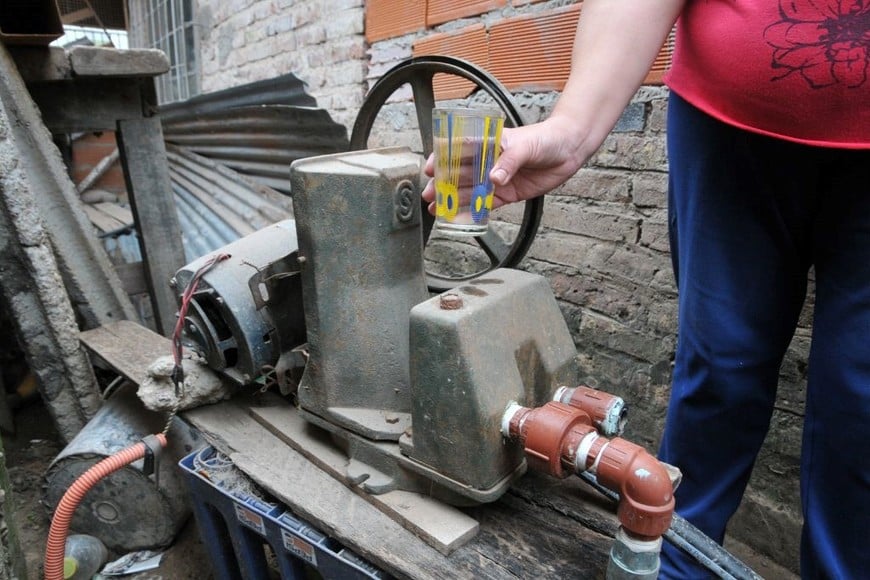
[587,437,674,538]
[554,385,627,436]
[506,401,597,478]
[503,401,674,539]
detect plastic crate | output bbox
[180,446,387,580]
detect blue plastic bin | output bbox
[179,446,387,580]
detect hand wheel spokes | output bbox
[349,56,543,293]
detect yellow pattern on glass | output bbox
[479,116,491,185]
[484,119,504,213]
[435,112,464,220]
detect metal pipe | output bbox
[578,471,763,580]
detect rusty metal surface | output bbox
[292,148,428,440]
[406,268,579,498]
[44,384,203,552]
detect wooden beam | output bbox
[60,7,96,25]
[28,78,146,133]
[116,117,184,336]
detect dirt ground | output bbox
[3,399,211,580]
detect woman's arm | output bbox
[423,0,685,209]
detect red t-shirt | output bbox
[665,0,870,149]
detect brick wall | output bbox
[195,0,368,128]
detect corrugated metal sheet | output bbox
[166,145,293,260]
[158,73,318,122]
[162,106,348,194]
[95,74,347,270]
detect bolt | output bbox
[439,293,463,310]
[169,277,178,289]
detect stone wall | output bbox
[129,0,806,572]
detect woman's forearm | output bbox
[552,0,685,160]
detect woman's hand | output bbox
[421,116,588,214]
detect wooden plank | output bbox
[81,203,126,233]
[69,46,169,78]
[117,117,185,336]
[92,201,133,226]
[7,46,71,82]
[27,77,146,133]
[79,320,169,385]
[251,405,479,555]
[188,396,616,579]
[115,261,148,296]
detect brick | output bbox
[488,5,580,92]
[324,60,366,87]
[526,230,599,268]
[563,169,632,203]
[612,102,645,133]
[542,200,640,243]
[295,23,327,47]
[427,0,507,27]
[587,243,671,288]
[325,7,365,40]
[366,0,425,42]
[631,171,668,208]
[638,211,669,252]
[591,133,668,172]
[647,97,668,133]
[369,40,413,66]
[578,311,675,365]
[412,24,488,99]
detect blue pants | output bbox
[659,93,870,579]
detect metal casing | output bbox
[291,148,428,440]
[403,268,579,495]
[174,220,306,385]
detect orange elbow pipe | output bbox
[591,438,674,538]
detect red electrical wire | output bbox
[171,253,230,375]
[44,434,168,580]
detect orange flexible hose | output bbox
[43,433,168,580]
